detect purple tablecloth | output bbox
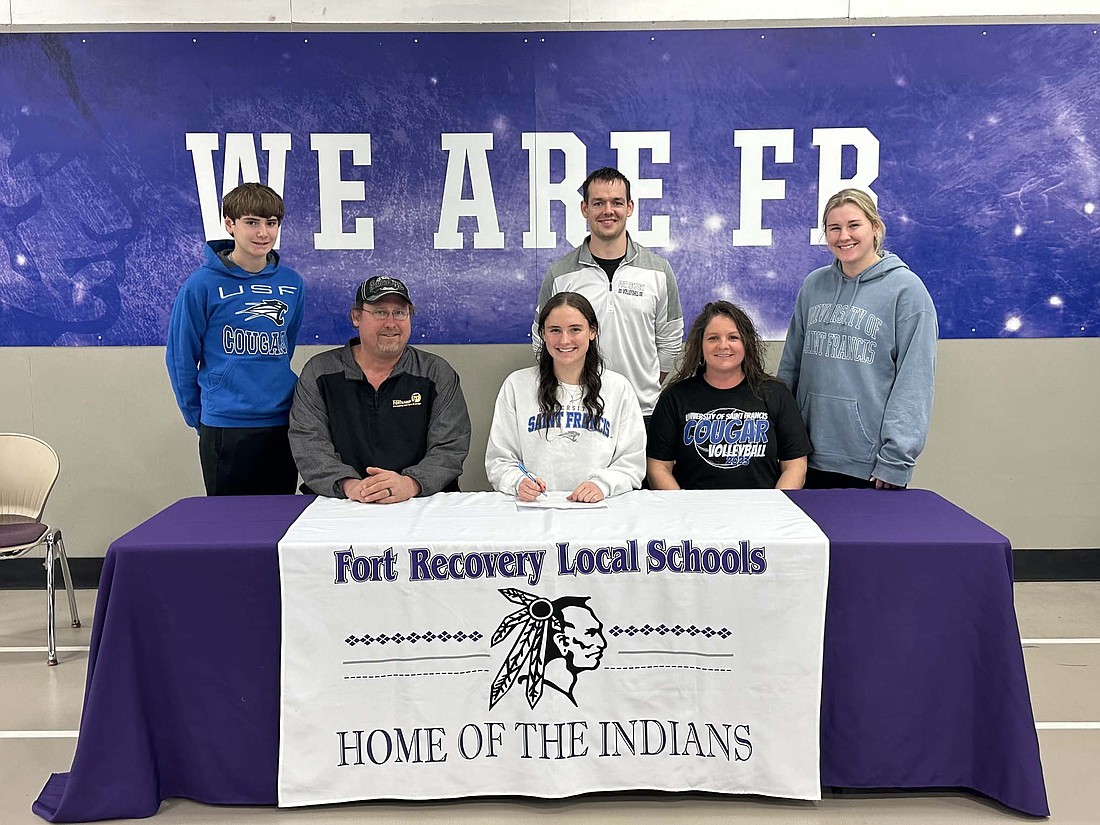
[33,490,1048,820]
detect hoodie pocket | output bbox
[802,392,876,462]
[202,362,235,392]
[200,362,241,410]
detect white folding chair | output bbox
[0,433,81,665]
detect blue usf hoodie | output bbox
[777,253,937,487]
[166,240,305,430]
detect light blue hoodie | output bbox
[777,253,937,486]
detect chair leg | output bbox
[45,533,58,666]
[54,530,81,628]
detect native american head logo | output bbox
[235,299,289,325]
[488,589,606,710]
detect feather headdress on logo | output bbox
[488,588,554,710]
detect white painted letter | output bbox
[522,132,587,249]
[311,133,374,250]
[186,132,291,243]
[434,133,504,250]
[611,131,670,248]
[731,129,794,247]
[186,133,224,241]
[810,127,880,244]
[259,134,291,201]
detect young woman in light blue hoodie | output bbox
[777,189,938,490]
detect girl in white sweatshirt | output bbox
[485,292,645,502]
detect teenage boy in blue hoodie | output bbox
[167,183,305,495]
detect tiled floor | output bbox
[2,583,1097,824]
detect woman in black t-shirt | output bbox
[647,301,810,490]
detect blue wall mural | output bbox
[0,26,1097,346]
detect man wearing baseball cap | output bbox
[289,275,471,501]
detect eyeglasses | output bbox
[363,307,410,321]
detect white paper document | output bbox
[515,491,607,509]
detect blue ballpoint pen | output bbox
[516,463,546,494]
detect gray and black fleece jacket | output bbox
[289,340,471,497]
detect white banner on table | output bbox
[278,489,829,807]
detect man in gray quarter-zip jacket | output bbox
[532,167,683,418]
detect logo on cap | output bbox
[357,276,412,306]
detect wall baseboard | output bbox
[1,558,105,589]
[2,551,1100,589]
[1012,549,1100,581]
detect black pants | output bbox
[198,425,298,496]
[803,468,877,490]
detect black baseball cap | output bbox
[355,276,413,308]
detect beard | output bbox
[375,337,404,355]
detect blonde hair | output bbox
[822,188,885,255]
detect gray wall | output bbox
[2,337,1096,557]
